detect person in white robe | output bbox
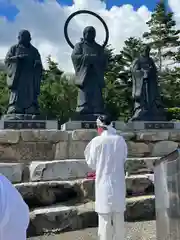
[0,174,29,240]
[84,115,128,240]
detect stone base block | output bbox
[28,196,155,237]
[0,120,58,129]
[29,160,91,182]
[28,158,156,182]
[127,121,178,130]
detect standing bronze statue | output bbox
[4,30,43,120]
[130,45,166,121]
[64,10,109,121]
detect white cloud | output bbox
[169,0,180,26]
[0,0,153,72]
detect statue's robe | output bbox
[131,56,166,121]
[71,40,107,115]
[4,43,42,115]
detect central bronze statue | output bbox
[71,26,107,117]
[130,44,166,121]
[4,30,42,120]
[64,10,109,121]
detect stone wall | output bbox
[0,130,179,161]
[0,129,179,183]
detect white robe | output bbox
[84,129,128,214]
[0,175,29,240]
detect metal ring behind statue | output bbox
[64,10,109,49]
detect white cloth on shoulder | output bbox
[0,174,29,240]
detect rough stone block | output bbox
[136,132,169,142]
[71,130,97,141]
[29,160,91,182]
[21,130,68,143]
[29,205,78,236]
[169,132,180,141]
[125,195,155,221]
[55,142,68,159]
[125,157,157,174]
[126,174,154,195]
[15,181,77,206]
[116,131,135,140]
[127,141,150,157]
[15,179,95,207]
[151,141,178,157]
[0,130,20,143]
[0,163,24,183]
[74,179,95,200]
[0,142,55,162]
[68,141,88,159]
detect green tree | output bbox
[39,57,77,123]
[143,1,180,71]
[0,71,9,116]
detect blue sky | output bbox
[0,0,163,21]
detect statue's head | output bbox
[18,30,31,46]
[83,26,96,43]
[141,44,151,57]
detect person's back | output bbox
[0,175,29,240]
[84,115,128,240]
[91,132,127,213]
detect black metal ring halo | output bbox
[64,10,109,49]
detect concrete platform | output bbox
[28,196,155,237]
[29,221,156,240]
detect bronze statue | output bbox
[130,44,166,121]
[64,10,109,121]
[71,26,107,117]
[4,30,43,120]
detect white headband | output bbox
[96,118,113,128]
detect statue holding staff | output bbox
[130,44,166,121]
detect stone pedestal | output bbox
[61,121,128,131]
[62,120,179,131]
[127,121,177,130]
[0,120,58,130]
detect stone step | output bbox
[28,195,155,237]
[15,175,154,207]
[1,157,157,183]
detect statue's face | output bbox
[18,30,31,46]
[83,26,96,43]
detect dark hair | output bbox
[98,114,111,126]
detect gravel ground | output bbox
[29,220,156,240]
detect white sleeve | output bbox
[119,137,128,163]
[124,140,128,162]
[84,140,97,170]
